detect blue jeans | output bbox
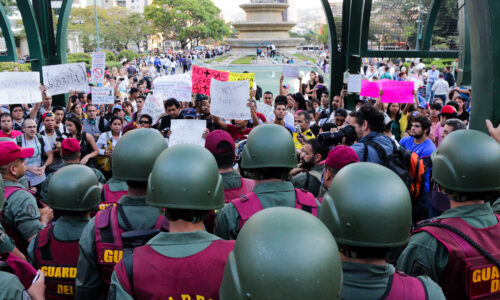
[426,82,434,102]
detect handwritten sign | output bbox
[228,72,255,97]
[91,52,106,84]
[360,80,380,98]
[42,63,88,96]
[192,65,229,95]
[347,74,362,93]
[141,93,164,124]
[256,101,274,121]
[380,80,414,103]
[169,120,206,147]
[91,87,115,104]
[0,72,41,104]
[154,79,192,102]
[282,65,299,78]
[210,79,250,120]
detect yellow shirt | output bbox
[292,129,315,150]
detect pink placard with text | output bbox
[360,80,380,98]
[191,65,229,95]
[380,80,414,103]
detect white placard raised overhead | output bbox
[210,79,251,120]
[282,65,299,78]
[42,63,88,96]
[141,93,164,125]
[256,101,274,121]
[347,74,362,93]
[0,72,41,104]
[91,87,115,104]
[169,119,206,147]
[154,80,192,102]
[91,52,106,84]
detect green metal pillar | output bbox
[466,0,500,133]
[0,3,17,62]
[457,0,471,86]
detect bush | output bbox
[117,49,138,62]
[102,50,116,62]
[67,52,92,64]
[107,61,123,70]
[0,62,31,71]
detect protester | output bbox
[39,112,65,173]
[0,113,23,139]
[293,111,316,151]
[65,115,99,167]
[82,104,104,141]
[212,99,260,143]
[290,138,328,197]
[156,98,184,136]
[318,145,359,199]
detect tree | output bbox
[145,0,231,49]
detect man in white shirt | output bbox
[426,64,440,102]
[431,73,450,104]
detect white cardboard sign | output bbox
[169,119,206,147]
[42,63,88,96]
[0,72,41,104]
[210,79,250,120]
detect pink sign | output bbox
[360,80,380,98]
[192,65,229,95]
[380,80,414,103]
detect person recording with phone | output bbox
[293,111,315,151]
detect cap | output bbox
[183,108,197,119]
[41,112,54,121]
[61,138,81,154]
[205,130,235,154]
[440,105,457,115]
[282,84,289,89]
[320,145,359,171]
[195,94,208,101]
[418,101,428,109]
[0,141,34,166]
[113,105,122,111]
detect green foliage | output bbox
[231,55,256,65]
[117,49,139,62]
[107,61,123,70]
[206,54,232,64]
[295,53,316,64]
[145,0,231,49]
[0,62,31,72]
[102,50,116,62]
[67,52,92,64]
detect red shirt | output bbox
[226,124,252,142]
[0,130,23,139]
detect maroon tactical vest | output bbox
[232,188,318,229]
[223,178,255,204]
[114,239,235,299]
[94,205,169,290]
[385,271,427,300]
[33,224,79,299]
[99,184,127,211]
[0,251,37,290]
[414,214,500,299]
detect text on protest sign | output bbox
[228,72,255,97]
[380,80,414,103]
[169,120,206,147]
[42,63,88,96]
[154,80,192,102]
[91,87,115,104]
[256,101,274,120]
[210,79,251,120]
[360,80,380,98]
[282,65,299,78]
[347,74,362,93]
[0,72,42,104]
[91,52,106,84]
[141,93,164,124]
[191,65,229,95]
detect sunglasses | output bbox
[139,120,152,124]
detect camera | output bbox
[318,125,357,147]
[318,110,329,119]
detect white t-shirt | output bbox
[21,135,51,186]
[268,111,294,126]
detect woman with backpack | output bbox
[65,115,98,168]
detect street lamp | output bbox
[94,0,100,50]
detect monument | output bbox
[226,0,304,54]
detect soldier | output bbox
[319,163,445,299]
[219,207,343,300]
[0,173,26,260]
[109,144,234,299]
[28,165,100,299]
[397,130,500,299]
[75,129,168,300]
[0,141,53,255]
[204,130,255,202]
[215,124,318,240]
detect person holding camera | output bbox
[290,138,329,197]
[293,111,315,151]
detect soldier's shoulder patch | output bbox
[411,260,429,276]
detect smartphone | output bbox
[32,270,41,284]
[295,125,302,134]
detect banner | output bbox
[0,72,41,104]
[169,120,206,147]
[360,80,380,98]
[154,79,192,102]
[141,93,164,124]
[228,72,255,97]
[42,63,88,96]
[210,79,250,120]
[90,52,106,84]
[282,65,299,78]
[380,80,414,103]
[191,65,229,95]
[91,87,115,104]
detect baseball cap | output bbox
[418,101,428,110]
[282,84,289,89]
[205,130,235,154]
[61,138,81,154]
[440,105,457,115]
[183,108,197,119]
[41,112,54,121]
[113,105,122,111]
[320,145,359,171]
[0,141,34,166]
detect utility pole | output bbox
[94,0,100,50]
[416,0,423,50]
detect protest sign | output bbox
[91,87,115,104]
[42,63,88,96]
[210,79,251,120]
[347,74,362,93]
[282,65,299,78]
[256,101,274,121]
[0,72,41,104]
[228,72,255,97]
[169,120,206,147]
[141,93,164,124]
[154,79,192,102]
[380,80,414,103]
[360,80,380,98]
[409,76,423,92]
[192,65,229,95]
[90,52,106,84]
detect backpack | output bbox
[16,133,45,151]
[361,138,425,202]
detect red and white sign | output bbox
[91,52,106,84]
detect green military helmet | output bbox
[48,165,100,211]
[319,162,412,248]
[220,207,343,300]
[112,128,167,182]
[147,144,224,210]
[0,177,5,210]
[432,129,500,193]
[240,124,297,169]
